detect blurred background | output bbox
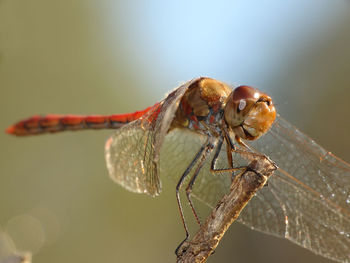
[1,0,350,262]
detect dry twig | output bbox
[176,157,277,263]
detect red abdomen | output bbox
[6,104,158,136]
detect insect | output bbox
[7,78,350,262]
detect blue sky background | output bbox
[99,0,348,90]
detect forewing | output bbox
[106,80,350,262]
[161,115,350,262]
[105,79,197,196]
[240,115,350,263]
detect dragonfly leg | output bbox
[175,139,211,255]
[185,142,215,227]
[211,133,277,174]
[234,136,278,170]
[231,137,277,185]
[210,135,247,175]
[224,130,235,169]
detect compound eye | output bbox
[232,86,260,103]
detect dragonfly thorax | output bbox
[170,78,232,136]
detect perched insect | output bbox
[7,78,350,263]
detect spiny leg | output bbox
[182,135,248,257]
[234,136,277,169]
[211,132,277,176]
[210,135,247,175]
[185,142,215,227]
[216,135,277,184]
[183,135,249,229]
[223,130,234,169]
[175,139,209,255]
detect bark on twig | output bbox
[176,158,277,263]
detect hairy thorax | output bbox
[170,78,232,136]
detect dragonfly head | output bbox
[224,85,276,140]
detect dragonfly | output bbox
[6,77,350,263]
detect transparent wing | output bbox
[160,128,231,202]
[160,115,350,263]
[105,83,350,262]
[105,119,160,195]
[104,79,196,196]
[240,115,350,263]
